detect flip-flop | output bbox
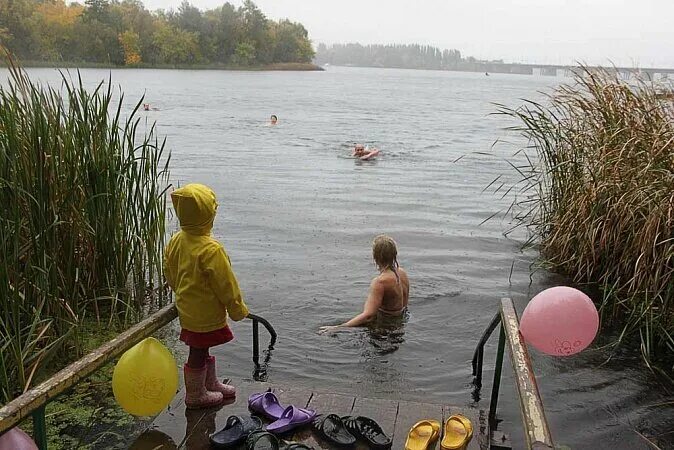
[210,415,263,449]
[404,420,441,450]
[249,390,287,420]
[311,414,356,447]
[266,406,316,435]
[342,415,392,449]
[246,430,281,450]
[440,415,473,450]
[249,390,314,421]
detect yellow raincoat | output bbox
[164,184,249,333]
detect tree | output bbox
[152,22,199,64]
[233,40,255,66]
[0,0,315,67]
[119,30,141,65]
[32,0,83,60]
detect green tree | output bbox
[233,40,255,66]
[152,22,199,64]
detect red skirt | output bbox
[180,325,234,349]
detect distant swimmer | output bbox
[143,103,150,111]
[353,143,380,160]
[270,114,278,125]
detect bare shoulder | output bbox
[398,267,409,282]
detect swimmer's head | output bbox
[270,114,278,125]
[372,234,398,271]
[354,143,366,155]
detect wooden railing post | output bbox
[0,303,178,435]
[500,298,554,449]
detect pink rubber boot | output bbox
[205,356,236,399]
[184,364,224,409]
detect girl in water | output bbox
[319,235,409,333]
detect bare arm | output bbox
[319,278,384,332]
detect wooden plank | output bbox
[500,298,554,449]
[443,406,489,450]
[352,397,398,450]
[392,401,443,450]
[0,304,178,434]
[293,392,356,449]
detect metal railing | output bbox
[472,298,554,450]
[0,304,277,449]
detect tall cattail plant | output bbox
[0,56,171,402]
[498,67,674,379]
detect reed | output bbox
[498,67,674,377]
[0,57,171,402]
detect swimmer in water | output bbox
[143,103,150,111]
[352,143,380,160]
[319,235,409,333]
[270,114,278,125]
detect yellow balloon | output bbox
[112,337,178,416]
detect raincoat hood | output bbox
[170,184,217,235]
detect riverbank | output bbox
[7,60,324,72]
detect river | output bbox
[15,66,674,449]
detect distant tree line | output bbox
[0,0,314,66]
[315,43,470,70]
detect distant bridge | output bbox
[478,62,673,79]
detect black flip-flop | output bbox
[311,414,356,447]
[282,444,315,450]
[210,415,263,449]
[246,430,281,450]
[342,415,392,449]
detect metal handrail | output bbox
[248,313,277,381]
[0,305,277,449]
[472,298,554,450]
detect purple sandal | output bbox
[266,406,316,435]
[248,390,286,420]
[248,390,314,422]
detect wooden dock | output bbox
[131,379,489,450]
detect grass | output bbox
[0,54,171,403]
[496,66,674,379]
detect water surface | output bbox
[14,66,674,449]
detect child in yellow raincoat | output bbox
[164,184,250,409]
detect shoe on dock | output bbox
[440,415,473,450]
[210,415,262,449]
[246,430,281,449]
[404,420,440,450]
[311,414,357,446]
[266,406,316,435]
[342,415,392,448]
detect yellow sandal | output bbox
[440,414,473,450]
[404,420,441,450]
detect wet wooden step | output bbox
[131,379,488,450]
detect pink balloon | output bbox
[520,286,599,356]
[0,427,38,450]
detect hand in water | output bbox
[318,325,342,334]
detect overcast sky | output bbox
[143,0,674,67]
